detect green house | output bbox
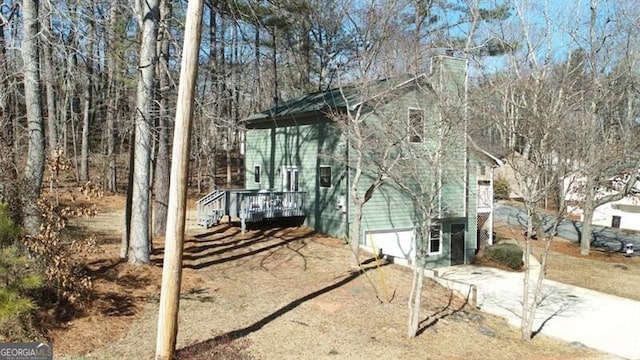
[237,55,489,268]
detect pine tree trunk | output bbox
[21,0,46,236]
[153,0,172,237]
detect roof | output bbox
[468,136,505,166]
[244,74,420,123]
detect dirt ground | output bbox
[50,196,618,360]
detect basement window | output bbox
[319,166,332,188]
[408,108,425,143]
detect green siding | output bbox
[244,119,347,239]
[243,55,474,269]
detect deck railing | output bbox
[196,189,226,227]
[196,189,306,231]
[240,191,305,222]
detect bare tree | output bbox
[79,10,95,182]
[153,0,173,237]
[331,0,403,268]
[21,0,46,236]
[469,0,640,337]
[567,1,640,255]
[129,0,160,264]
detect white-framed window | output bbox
[254,165,261,183]
[319,166,332,188]
[408,108,425,143]
[429,224,442,255]
[282,166,299,192]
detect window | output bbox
[254,165,261,183]
[283,166,299,191]
[408,108,425,143]
[429,225,441,254]
[319,166,332,188]
[479,166,486,176]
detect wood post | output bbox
[154,0,204,358]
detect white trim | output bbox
[281,165,300,192]
[428,224,443,256]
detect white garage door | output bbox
[364,228,414,261]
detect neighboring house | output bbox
[564,173,640,231]
[493,151,530,201]
[199,55,492,269]
[469,142,504,250]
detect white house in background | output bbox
[563,173,640,231]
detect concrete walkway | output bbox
[435,261,640,359]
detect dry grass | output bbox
[495,223,640,301]
[49,196,618,360]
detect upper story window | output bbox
[254,165,261,183]
[408,108,425,143]
[319,166,332,188]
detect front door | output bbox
[282,166,299,192]
[450,224,466,265]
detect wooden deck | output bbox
[196,189,306,232]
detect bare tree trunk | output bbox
[42,7,58,153]
[21,0,46,236]
[581,203,595,256]
[129,0,160,264]
[153,0,172,236]
[80,21,94,182]
[407,256,425,337]
[0,16,19,220]
[105,0,119,193]
[121,131,135,259]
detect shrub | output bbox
[494,176,511,200]
[484,242,523,270]
[0,203,21,246]
[0,245,43,341]
[23,198,97,306]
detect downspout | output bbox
[463,58,469,262]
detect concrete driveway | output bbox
[436,263,640,359]
[494,202,640,254]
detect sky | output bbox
[475,0,624,75]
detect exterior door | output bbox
[450,224,466,265]
[282,166,299,192]
[612,215,621,228]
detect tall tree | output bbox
[153,0,173,236]
[0,4,19,220]
[79,10,95,182]
[129,0,160,264]
[21,0,46,236]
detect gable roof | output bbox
[468,136,505,166]
[244,74,419,124]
